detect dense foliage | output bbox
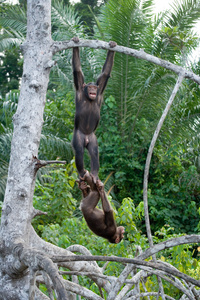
[0,0,200,296]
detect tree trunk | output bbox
[0,0,53,298]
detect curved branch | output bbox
[143,73,184,248]
[115,270,147,300]
[29,226,110,291]
[107,263,137,300]
[35,287,50,300]
[62,279,103,300]
[137,266,195,300]
[66,244,99,269]
[140,73,185,300]
[125,292,175,300]
[137,234,200,260]
[59,270,116,284]
[51,39,200,84]
[37,275,104,300]
[51,254,200,288]
[19,246,68,300]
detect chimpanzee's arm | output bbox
[72,41,84,91]
[96,51,115,94]
[99,189,111,213]
[96,184,113,224]
[96,42,116,95]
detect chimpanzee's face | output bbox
[84,83,98,100]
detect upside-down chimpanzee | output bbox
[78,171,125,243]
[72,37,117,183]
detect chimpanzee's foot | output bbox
[90,173,98,184]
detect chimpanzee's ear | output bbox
[83,83,86,89]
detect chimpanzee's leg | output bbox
[86,133,99,182]
[72,129,86,178]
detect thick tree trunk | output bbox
[0,0,53,298]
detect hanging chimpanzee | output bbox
[78,171,125,243]
[71,37,117,183]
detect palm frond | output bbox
[39,134,73,162]
[0,91,19,128]
[140,0,155,19]
[0,159,8,201]
[0,129,12,162]
[166,0,200,30]
[51,0,84,41]
[0,5,26,50]
[0,30,25,51]
[3,91,19,112]
[0,5,27,33]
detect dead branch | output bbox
[58,271,116,284]
[137,266,195,300]
[66,244,99,269]
[36,275,104,300]
[124,292,175,300]
[18,245,68,299]
[137,234,200,260]
[114,270,147,300]
[35,287,50,300]
[143,74,184,248]
[52,39,200,85]
[29,227,111,291]
[33,156,66,170]
[62,279,104,300]
[142,74,185,299]
[51,255,200,288]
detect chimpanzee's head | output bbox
[108,226,125,244]
[83,83,99,100]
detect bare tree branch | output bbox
[138,266,195,300]
[124,292,176,300]
[51,255,200,288]
[107,264,134,300]
[29,227,111,291]
[19,246,68,300]
[142,74,185,299]
[59,271,116,284]
[143,74,184,248]
[66,244,99,269]
[115,270,147,300]
[137,235,200,260]
[34,156,66,170]
[36,275,104,300]
[35,287,50,300]
[52,39,200,85]
[62,279,104,300]
[41,271,55,300]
